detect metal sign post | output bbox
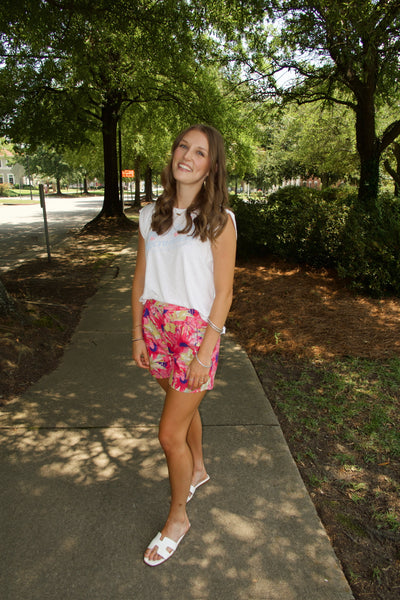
[39,184,51,262]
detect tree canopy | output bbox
[1,1,400,213]
[0,0,255,223]
[242,0,400,207]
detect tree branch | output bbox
[384,159,400,187]
[380,120,400,153]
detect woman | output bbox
[131,124,236,566]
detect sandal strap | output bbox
[147,532,178,560]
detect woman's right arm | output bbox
[131,231,149,368]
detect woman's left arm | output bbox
[187,214,237,388]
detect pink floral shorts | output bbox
[142,299,220,393]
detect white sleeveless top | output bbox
[139,202,236,319]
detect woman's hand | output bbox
[186,354,211,390]
[132,339,150,369]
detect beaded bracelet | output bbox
[207,318,226,335]
[195,353,212,368]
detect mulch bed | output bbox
[228,256,400,361]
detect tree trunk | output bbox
[84,99,135,231]
[355,96,379,210]
[56,178,62,195]
[134,156,141,208]
[100,100,124,217]
[83,175,89,194]
[145,165,153,202]
[320,173,330,188]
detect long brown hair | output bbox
[151,124,229,242]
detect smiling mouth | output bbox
[178,163,192,172]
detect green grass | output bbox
[0,188,39,198]
[0,197,39,205]
[0,188,105,202]
[273,356,400,462]
[374,510,400,532]
[264,346,400,599]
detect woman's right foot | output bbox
[144,517,190,564]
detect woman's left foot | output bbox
[187,474,210,502]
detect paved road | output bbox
[0,195,104,271]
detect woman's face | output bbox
[172,129,211,188]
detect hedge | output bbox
[229,187,400,296]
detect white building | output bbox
[0,149,27,187]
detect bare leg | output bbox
[187,409,209,488]
[145,385,206,562]
[156,379,208,490]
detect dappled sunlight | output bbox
[1,408,352,598]
[210,507,262,542]
[0,349,163,429]
[1,426,162,486]
[0,247,354,598]
[231,443,274,467]
[0,418,352,599]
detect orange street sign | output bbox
[122,169,135,178]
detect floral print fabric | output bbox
[142,299,220,393]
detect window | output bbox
[8,174,14,185]
[0,175,3,184]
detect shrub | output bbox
[337,194,400,296]
[266,187,352,266]
[231,187,352,265]
[0,183,10,197]
[231,187,400,296]
[229,195,271,257]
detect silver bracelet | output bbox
[132,337,143,342]
[207,318,226,335]
[195,353,212,368]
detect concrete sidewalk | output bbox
[0,236,354,600]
